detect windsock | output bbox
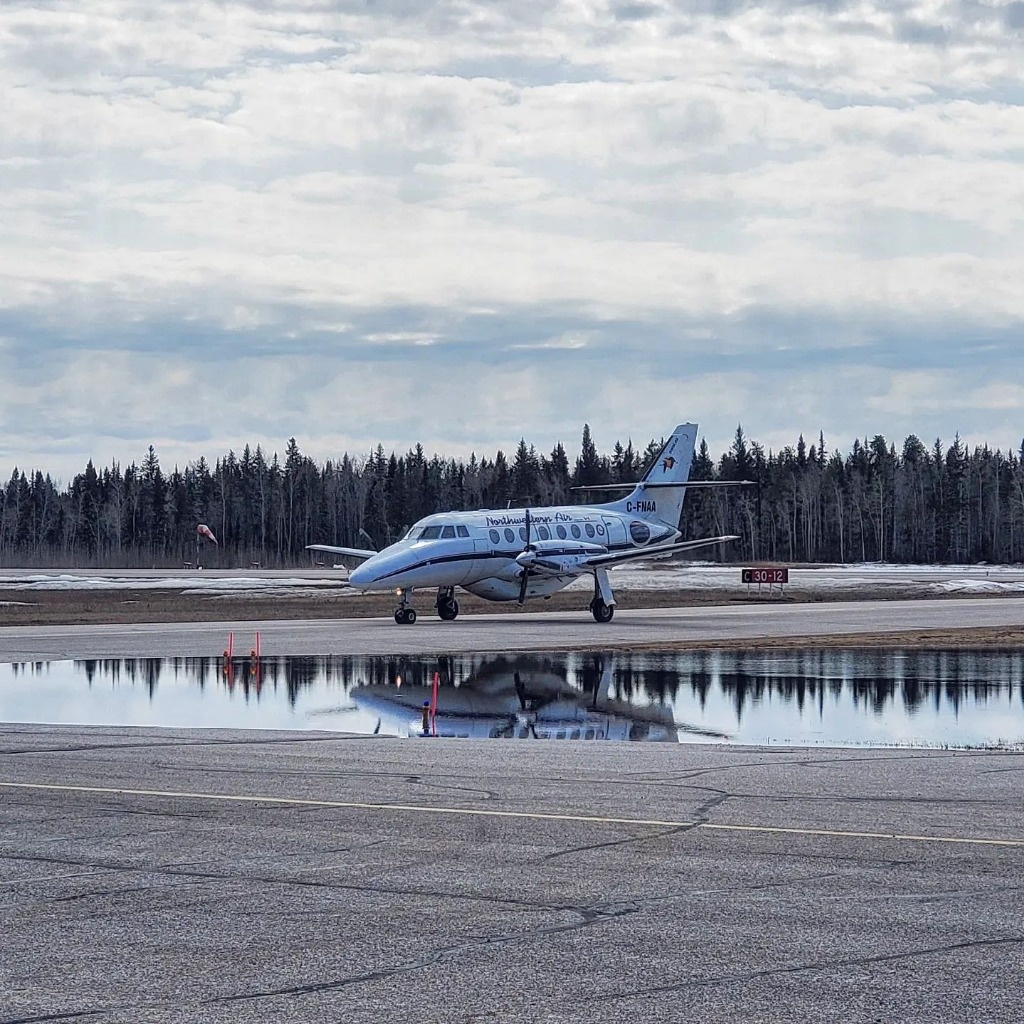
[197,524,218,545]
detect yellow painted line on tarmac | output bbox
[700,822,1024,847]
[2,780,1024,849]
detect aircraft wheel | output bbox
[438,599,459,621]
[395,608,417,625]
[591,599,614,624]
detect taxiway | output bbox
[0,595,1022,662]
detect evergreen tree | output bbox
[574,424,602,486]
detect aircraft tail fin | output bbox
[600,423,698,528]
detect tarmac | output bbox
[3,597,1024,1021]
[1,595,1022,661]
[1,725,1022,1023]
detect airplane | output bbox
[346,655,726,741]
[307,422,751,625]
[351,669,681,741]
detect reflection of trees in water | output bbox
[65,648,1024,721]
[79,658,163,698]
[604,649,1024,721]
[69,653,571,706]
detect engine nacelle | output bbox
[515,539,606,576]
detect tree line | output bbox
[2,426,1023,567]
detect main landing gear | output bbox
[590,568,615,623]
[393,588,460,624]
[394,589,417,625]
[436,587,460,621]
[590,597,614,623]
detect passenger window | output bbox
[421,526,442,539]
[538,526,550,540]
[519,528,527,542]
[504,528,515,543]
[556,525,567,539]
[571,525,581,539]
[597,524,605,536]
[441,525,455,539]
[457,525,469,537]
[489,529,500,544]
[585,524,595,538]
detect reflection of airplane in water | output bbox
[349,655,727,742]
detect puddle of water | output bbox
[2,650,1024,748]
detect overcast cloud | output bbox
[2,0,1023,479]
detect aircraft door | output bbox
[467,536,497,583]
[601,517,628,550]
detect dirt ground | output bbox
[2,585,1023,649]
[0,585,765,626]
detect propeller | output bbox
[517,509,533,604]
[515,509,565,600]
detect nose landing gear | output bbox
[436,587,460,621]
[394,589,417,625]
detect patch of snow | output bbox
[929,580,1024,595]
[2,564,1024,597]
[193,587,355,599]
[0,574,343,592]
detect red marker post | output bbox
[430,671,440,737]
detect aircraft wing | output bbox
[584,535,739,568]
[306,544,377,561]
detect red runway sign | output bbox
[742,567,789,585]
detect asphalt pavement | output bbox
[1,725,1023,1023]
[1,596,1023,661]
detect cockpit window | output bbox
[420,526,442,540]
[405,527,422,540]
[441,525,456,539]
[457,525,469,537]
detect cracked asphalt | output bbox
[1,725,1023,1023]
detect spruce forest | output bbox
[2,426,1023,568]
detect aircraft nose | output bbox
[348,562,376,588]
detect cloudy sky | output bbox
[2,0,1023,480]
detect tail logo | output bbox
[662,456,676,472]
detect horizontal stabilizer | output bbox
[306,544,377,561]
[585,535,739,568]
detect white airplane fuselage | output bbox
[347,504,677,601]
